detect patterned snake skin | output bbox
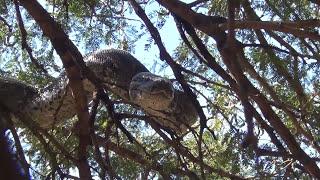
[0,49,197,133]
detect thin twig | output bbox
[14,0,50,77]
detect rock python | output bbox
[0,49,197,133]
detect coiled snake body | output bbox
[0,49,197,133]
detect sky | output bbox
[21,1,191,178]
[4,0,320,178]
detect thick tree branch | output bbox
[219,20,320,41]
[129,0,213,138]
[155,0,320,177]
[156,0,227,44]
[241,0,320,153]
[128,3,217,177]
[18,0,92,178]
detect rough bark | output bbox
[18,0,92,179]
[155,0,320,177]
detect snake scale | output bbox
[0,49,197,133]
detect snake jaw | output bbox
[149,86,175,102]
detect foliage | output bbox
[0,0,320,179]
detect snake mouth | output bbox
[133,81,174,100]
[149,88,174,99]
[148,80,174,98]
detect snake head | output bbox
[129,72,174,111]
